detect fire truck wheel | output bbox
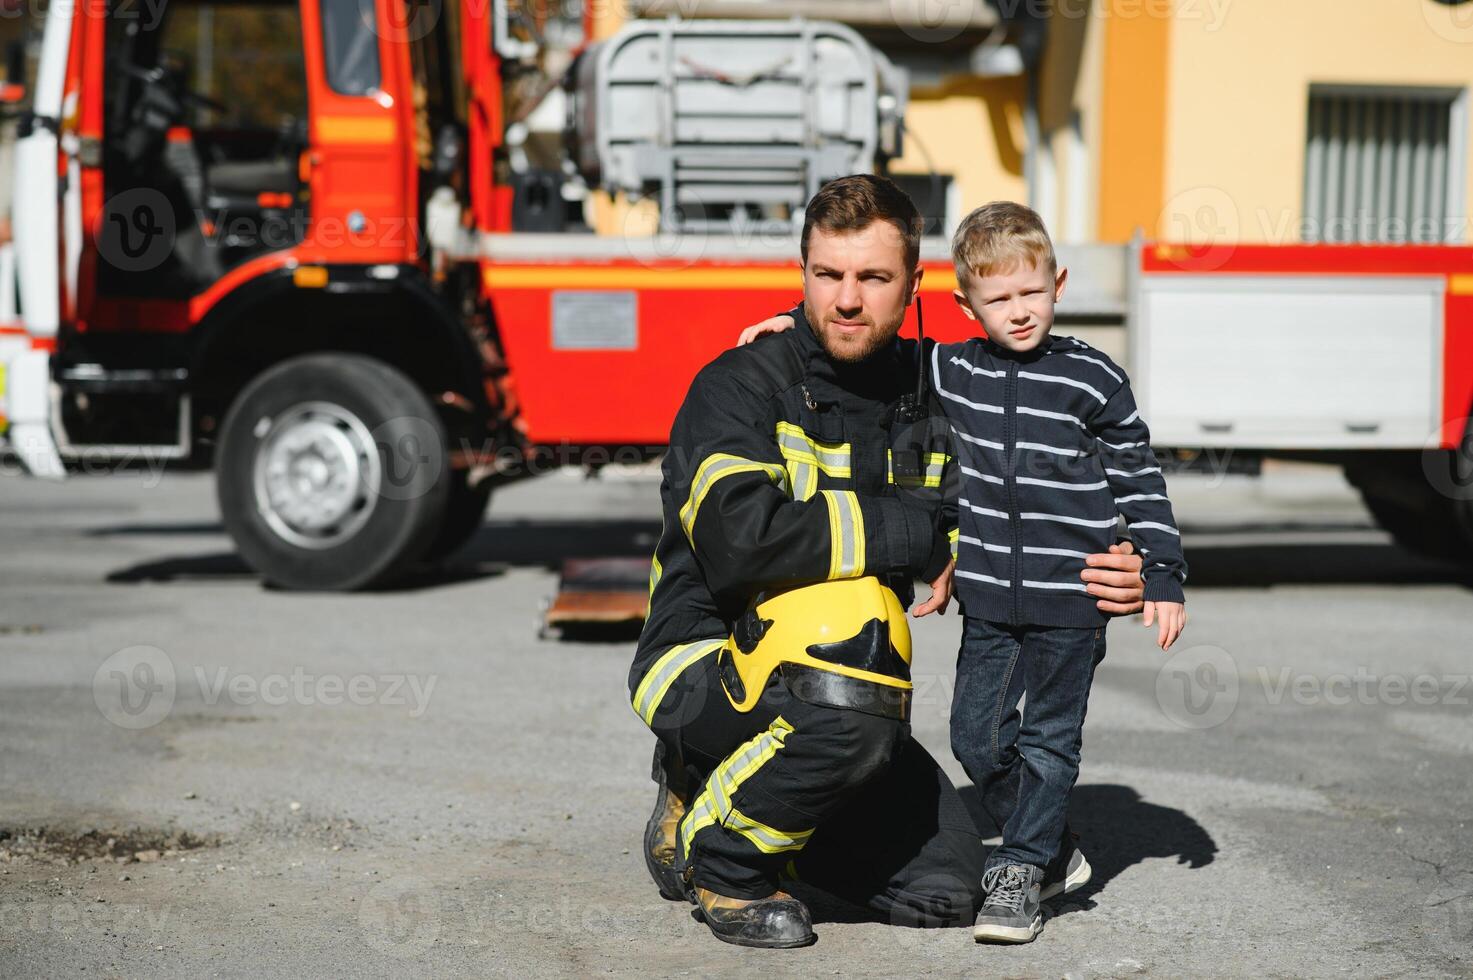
[216,353,452,590]
[1347,455,1471,564]
[422,471,494,562]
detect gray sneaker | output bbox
[973,863,1044,944]
[1040,840,1092,901]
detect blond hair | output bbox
[951,201,1057,286]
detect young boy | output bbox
[737,201,1188,944]
[939,201,1187,943]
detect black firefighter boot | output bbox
[643,741,690,901]
[692,887,817,949]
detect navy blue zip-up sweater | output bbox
[932,333,1187,628]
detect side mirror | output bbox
[2,40,26,105]
[5,39,24,86]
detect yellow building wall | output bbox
[1097,5,1173,243]
[1161,0,1473,243]
[889,76,1028,230]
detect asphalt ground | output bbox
[0,461,1470,978]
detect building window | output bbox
[1303,85,1468,244]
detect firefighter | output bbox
[628,175,1145,948]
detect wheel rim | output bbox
[251,401,381,550]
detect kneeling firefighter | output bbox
[630,281,978,947]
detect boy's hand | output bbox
[737,314,795,346]
[1143,600,1187,650]
[1082,541,1145,614]
[912,559,954,617]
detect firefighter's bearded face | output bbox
[801,222,922,363]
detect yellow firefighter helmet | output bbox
[717,577,914,721]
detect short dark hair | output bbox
[801,174,923,272]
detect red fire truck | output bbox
[0,0,973,590]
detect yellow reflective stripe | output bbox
[679,717,795,858]
[775,422,851,477]
[680,453,787,543]
[948,526,960,560]
[726,806,814,854]
[630,638,724,726]
[886,450,950,489]
[820,490,864,579]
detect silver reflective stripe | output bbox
[678,719,793,857]
[820,490,862,578]
[680,454,787,539]
[776,423,851,475]
[787,460,818,501]
[725,807,813,853]
[631,638,724,725]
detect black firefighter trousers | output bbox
[631,637,988,927]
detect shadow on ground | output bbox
[783,782,1216,928]
[102,518,661,591]
[1184,539,1472,589]
[101,515,1471,595]
[950,782,1216,921]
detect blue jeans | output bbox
[950,616,1106,871]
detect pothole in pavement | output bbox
[0,826,220,867]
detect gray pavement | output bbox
[0,461,1470,978]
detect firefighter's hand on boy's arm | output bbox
[1082,540,1145,614]
[737,314,796,346]
[912,558,954,617]
[1143,600,1187,650]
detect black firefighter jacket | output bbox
[629,303,957,698]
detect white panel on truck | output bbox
[1134,275,1443,449]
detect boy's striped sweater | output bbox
[932,333,1187,628]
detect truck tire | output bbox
[422,470,493,561]
[216,353,452,590]
[1346,452,1471,563]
